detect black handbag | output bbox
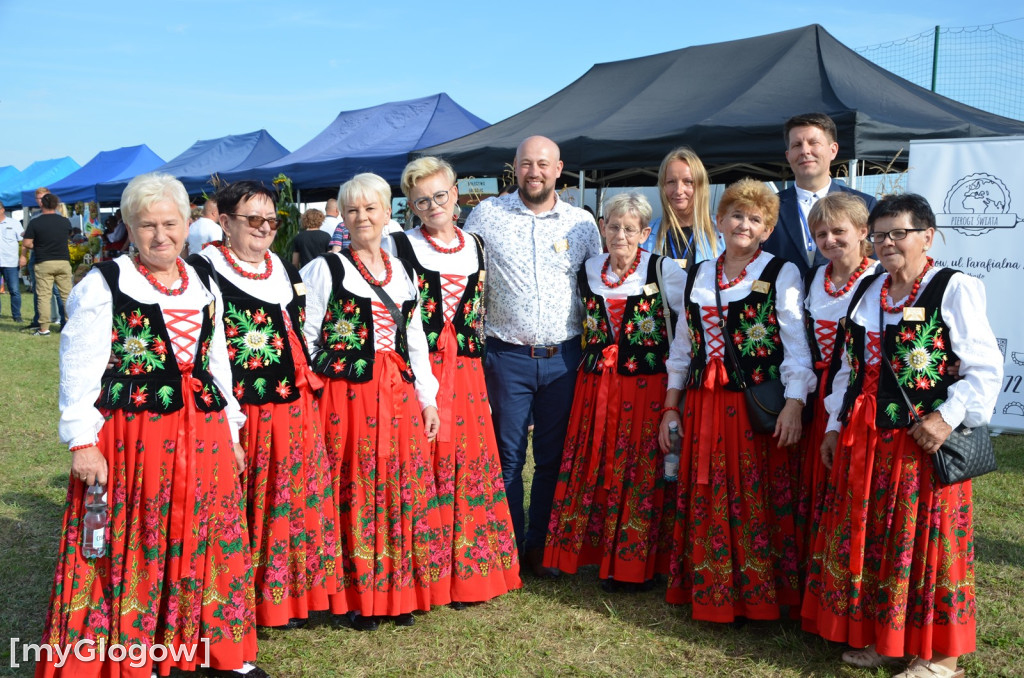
[715,272,786,434]
[879,305,997,485]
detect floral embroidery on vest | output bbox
[321,297,370,377]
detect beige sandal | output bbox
[841,645,901,668]
[893,657,964,678]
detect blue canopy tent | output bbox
[95,130,290,202]
[1,157,81,208]
[223,93,488,196]
[0,166,23,205]
[25,145,164,207]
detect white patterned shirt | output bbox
[465,192,601,345]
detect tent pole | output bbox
[848,159,858,190]
[579,170,585,208]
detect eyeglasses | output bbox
[412,188,453,212]
[604,225,643,236]
[229,213,281,231]
[868,228,927,244]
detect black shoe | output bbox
[523,547,560,580]
[205,664,271,678]
[449,601,469,611]
[21,324,39,332]
[393,613,415,627]
[347,611,380,631]
[600,579,624,593]
[257,617,308,631]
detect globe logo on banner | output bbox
[940,173,1019,236]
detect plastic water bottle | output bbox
[82,483,108,559]
[664,421,681,482]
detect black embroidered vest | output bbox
[94,261,224,413]
[310,253,417,383]
[683,256,786,391]
[390,230,487,357]
[188,255,309,405]
[839,267,961,429]
[577,254,677,375]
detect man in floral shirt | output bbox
[465,135,601,578]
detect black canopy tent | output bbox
[416,24,1024,186]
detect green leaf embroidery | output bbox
[109,382,124,403]
[157,385,174,407]
[353,358,368,376]
[253,378,267,397]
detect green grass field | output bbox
[1,297,1022,677]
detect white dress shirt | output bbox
[0,216,24,267]
[464,192,601,345]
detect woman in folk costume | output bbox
[793,193,879,578]
[189,180,337,630]
[301,173,442,631]
[38,173,265,677]
[802,194,1001,678]
[389,156,521,607]
[543,192,685,589]
[659,178,815,622]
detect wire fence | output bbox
[856,22,1024,121]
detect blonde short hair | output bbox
[121,172,190,228]
[338,173,390,211]
[401,156,456,197]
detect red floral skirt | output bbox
[320,350,445,616]
[37,400,256,677]
[802,389,976,659]
[239,378,339,627]
[665,359,800,622]
[543,347,674,583]
[794,367,832,582]
[429,329,520,603]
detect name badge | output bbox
[903,307,926,322]
[642,282,659,296]
[674,258,687,269]
[293,282,306,296]
[751,280,770,294]
[839,317,847,329]
[478,270,486,283]
[553,239,568,253]
[207,301,216,319]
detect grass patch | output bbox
[0,299,1022,677]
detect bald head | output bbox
[514,136,563,213]
[202,200,219,219]
[325,198,339,217]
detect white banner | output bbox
[909,136,1024,434]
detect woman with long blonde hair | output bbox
[640,147,721,268]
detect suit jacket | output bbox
[764,182,877,276]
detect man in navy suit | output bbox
[764,113,877,275]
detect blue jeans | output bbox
[0,267,21,320]
[483,336,581,551]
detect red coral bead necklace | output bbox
[881,257,934,313]
[824,257,871,298]
[716,247,762,290]
[601,249,642,288]
[421,226,465,254]
[218,245,273,281]
[135,257,188,296]
[350,248,393,287]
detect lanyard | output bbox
[797,201,816,253]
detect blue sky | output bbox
[1,1,1022,170]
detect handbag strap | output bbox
[714,266,749,389]
[655,254,673,346]
[878,303,924,425]
[343,250,404,329]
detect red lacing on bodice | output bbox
[700,306,725,358]
[606,298,627,341]
[371,301,396,351]
[440,273,467,324]
[814,319,838,366]
[164,309,201,366]
[863,331,882,392]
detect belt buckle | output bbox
[530,345,557,359]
